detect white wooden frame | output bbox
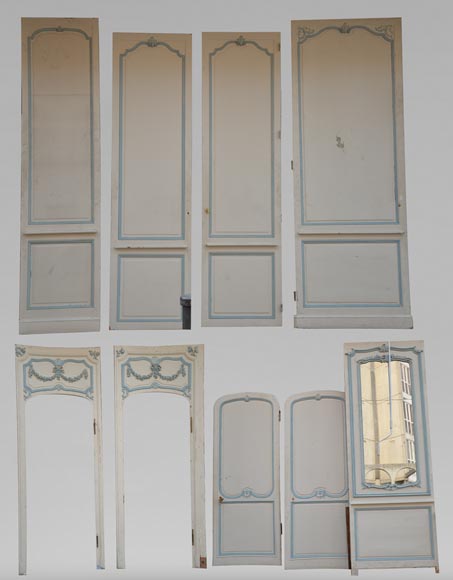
[114,345,206,568]
[285,391,349,570]
[291,18,412,329]
[202,33,282,327]
[15,345,104,574]
[344,341,439,574]
[213,393,282,566]
[20,18,100,334]
[110,33,191,330]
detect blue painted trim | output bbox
[290,393,348,499]
[208,252,276,319]
[26,239,95,310]
[218,396,275,499]
[23,357,94,400]
[117,38,186,241]
[218,501,276,557]
[354,505,435,562]
[116,252,185,323]
[208,37,276,239]
[297,25,400,227]
[27,27,95,226]
[121,355,192,399]
[347,344,431,498]
[290,501,348,560]
[301,239,403,308]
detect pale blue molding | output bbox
[300,239,403,309]
[116,253,185,323]
[26,239,95,310]
[353,505,435,562]
[218,396,275,499]
[27,26,95,226]
[296,23,399,227]
[23,358,94,401]
[289,393,348,500]
[208,251,276,320]
[208,36,276,239]
[290,500,349,560]
[121,355,192,399]
[217,501,276,558]
[346,344,431,498]
[117,36,186,241]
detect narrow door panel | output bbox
[213,394,281,565]
[285,392,348,569]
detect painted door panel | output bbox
[213,393,281,565]
[114,345,206,568]
[292,18,412,329]
[110,34,191,329]
[15,345,104,574]
[344,341,439,573]
[203,33,281,326]
[20,18,100,334]
[285,392,349,569]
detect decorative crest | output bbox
[16,346,26,358]
[89,349,100,361]
[187,346,199,358]
[297,26,315,43]
[147,36,159,48]
[235,35,247,46]
[116,347,126,358]
[339,22,351,34]
[375,24,394,41]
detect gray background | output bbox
[0,0,451,578]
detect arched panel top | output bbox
[16,345,100,402]
[215,393,279,500]
[286,391,348,500]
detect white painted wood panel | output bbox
[15,345,104,575]
[114,345,206,569]
[203,33,281,326]
[20,18,100,334]
[292,18,412,329]
[213,393,281,566]
[110,34,191,330]
[344,341,439,574]
[285,392,349,569]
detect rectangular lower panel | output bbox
[219,502,276,557]
[289,502,348,568]
[353,506,436,565]
[112,250,187,328]
[207,251,277,323]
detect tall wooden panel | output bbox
[202,33,281,326]
[345,341,439,574]
[291,18,412,329]
[213,393,281,565]
[20,18,100,334]
[15,345,104,574]
[114,345,206,568]
[110,34,191,329]
[285,392,349,569]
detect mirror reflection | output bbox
[360,360,416,487]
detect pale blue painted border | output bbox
[23,357,94,400]
[27,27,95,226]
[297,25,400,227]
[347,345,432,498]
[208,37,276,239]
[116,253,185,323]
[218,396,275,499]
[117,38,186,241]
[218,501,276,557]
[26,239,95,310]
[354,505,435,562]
[208,252,276,319]
[121,355,192,399]
[301,239,403,308]
[290,500,348,560]
[290,393,348,499]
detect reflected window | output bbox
[360,360,417,487]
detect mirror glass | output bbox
[360,360,417,487]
